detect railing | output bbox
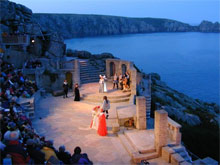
[2,35,30,45]
[168,117,182,145]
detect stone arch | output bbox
[122,64,127,75]
[65,72,73,89]
[110,62,115,76]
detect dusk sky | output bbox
[12,0,219,25]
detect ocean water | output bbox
[65,32,220,104]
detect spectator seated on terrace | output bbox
[41,140,58,161]
[0,58,93,165]
[26,139,45,164]
[25,59,42,69]
[71,146,93,164]
[57,145,71,164]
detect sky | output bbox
[12,0,220,25]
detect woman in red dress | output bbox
[97,109,108,136]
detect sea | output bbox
[65,32,220,104]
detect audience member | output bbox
[71,146,93,164]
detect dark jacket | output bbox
[57,151,71,164]
[71,153,93,165]
[27,146,45,164]
[63,83,68,91]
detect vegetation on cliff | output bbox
[150,73,219,161]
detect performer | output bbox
[102,96,110,119]
[74,83,80,101]
[97,109,108,136]
[63,80,68,98]
[90,106,100,130]
[113,73,118,89]
[103,75,107,92]
[99,75,104,93]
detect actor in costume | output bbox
[90,106,100,130]
[103,75,107,92]
[99,75,104,93]
[102,96,110,119]
[74,83,80,101]
[97,109,107,136]
[63,80,68,98]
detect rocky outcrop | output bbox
[149,73,219,126]
[0,0,65,65]
[0,0,32,24]
[33,14,219,39]
[198,20,220,32]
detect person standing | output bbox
[103,75,108,93]
[102,96,110,119]
[97,109,108,136]
[63,80,68,98]
[74,83,80,101]
[125,71,130,88]
[113,73,118,89]
[99,75,104,93]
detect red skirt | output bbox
[97,114,107,136]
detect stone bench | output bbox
[52,90,64,96]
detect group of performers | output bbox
[90,96,110,136]
[113,72,130,91]
[99,72,130,93]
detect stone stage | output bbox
[32,83,168,164]
[80,82,131,103]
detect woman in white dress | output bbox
[99,75,104,93]
[103,75,107,92]
[90,106,100,130]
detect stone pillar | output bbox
[130,68,137,96]
[154,110,168,155]
[74,59,80,85]
[136,96,147,130]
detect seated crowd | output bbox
[0,58,92,164]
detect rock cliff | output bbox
[149,73,219,126]
[33,13,220,39]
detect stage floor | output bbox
[32,94,132,164]
[32,83,167,164]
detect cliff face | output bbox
[33,14,220,39]
[198,20,220,32]
[149,73,219,126]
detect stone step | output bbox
[80,70,103,74]
[80,74,101,78]
[193,159,202,164]
[81,80,99,84]
[172,145,185,153]
[83,93,131,99]
[82,97,130,103]
[132,152,159,163]
[80,76,99,79]
[118,134,137,157]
